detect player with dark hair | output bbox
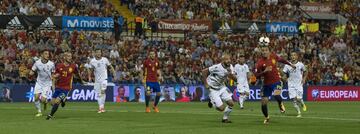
[231,52,251,109]
[87,49,116,113]
[283,52,308,118]
[140,51,163,113]
[254,37,295,124]
[29,50,55,117]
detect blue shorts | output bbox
[52,88,69,100]
[145,82,161,93]
[261,82,283,97]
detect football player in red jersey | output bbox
[141,51,163,113]
[254,37,295,124]
[46,51,85,120]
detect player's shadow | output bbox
[51,116,70,120]
[282,113,298,116]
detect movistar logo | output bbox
[66,18,114,28]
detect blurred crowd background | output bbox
[0,0,359,86]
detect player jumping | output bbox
[282,52,307,118]
[202,54,236,123]
[46,52,85,120]
[254,37,295,124]
[231,52,251,109]
[87,49,116,113]
[29,50,55,117]
[141,51,163,113]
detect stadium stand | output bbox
[0,0,359,86]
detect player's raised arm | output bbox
[275,54,295,68]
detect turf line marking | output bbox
[1,107,360,122]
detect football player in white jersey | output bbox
[232,53,251,109]
[87,49,116,113]
[202,54,236,123]
[29,50,55,117]
[283,52,308,117]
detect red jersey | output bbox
[55,63,78,90]
[254,53,291,85]
[143,58,159,82]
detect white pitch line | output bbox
[1,106,360,122]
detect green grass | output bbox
[0,101,359,134]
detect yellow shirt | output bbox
[343,73,349,81]
[19,65,29,78]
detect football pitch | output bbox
[0,102,359,134]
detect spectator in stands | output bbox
[18,61,29,84]
[54,0,112,16]
[334,66,345,85]
[354,67,360,86]
[110,46,120,60]
[3,66,17,84]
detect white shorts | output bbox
[209,86,233,108]
[237,84,250,94]
[288,86,303,99]
[94,81,108,94]
[34,83,51,98]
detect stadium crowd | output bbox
[0,0,358,21]
[0,0,116,17]
[0,0,359,86]
[126,0,303,21]
[125,0,359,22]
[0,28,359,86]
[333,0,360,20]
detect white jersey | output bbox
[283,62,306,88]
[32,60,55,87]
[206,63,229,90]
[232,63,250,87]
[89,57,111,83]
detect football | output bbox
[259,37,270,46]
